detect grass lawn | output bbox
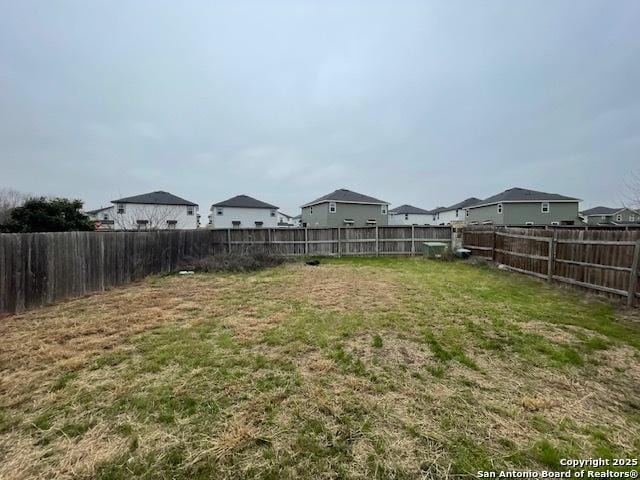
[1,257,639,479]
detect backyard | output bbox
[0,257,639,479]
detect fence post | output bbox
[628,240,640,307]
[492,231,497,262]
[375,226,379,256]
[337,227,341,257]
[547,236,556,282]
[411,225,415,256]
[227,228,231,254]
[304,228,308,256]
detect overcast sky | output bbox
[1,1,638,214]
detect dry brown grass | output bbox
[1,258,639,479]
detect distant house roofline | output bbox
[301,188,388,208]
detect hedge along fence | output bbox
[462,226,640,306]
[0,226,452,315]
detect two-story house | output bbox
[110,191,199,230]
[388,205,433,225]
[210,195,279,228]
[431,197,481,225]
[301,189,389,228]
[580,206,640,225]
[466,187,580,226]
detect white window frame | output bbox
[270,209,276,217]
[404,213,409,220]
[310,206,313,214]
[216,207,224,215]
[541,202,549,213]
[187,206,194,216]
[366,219,377,225]
[116,204,125,214]
[551,221,559,226]
[616,214,622,222]
[329,202,336,213]
[381,205,387,215]
[525,221,534,226]
[630,215,636,222]
[497,203,503,214]
[455,209,459,217]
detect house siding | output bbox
[302,202,389,227]
[113,203,198,230]
[211,207,278,228]
[389,213,433,225]
[468,201,579,225]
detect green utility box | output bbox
[422,242,449,259]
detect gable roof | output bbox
[429,206,447,214]
[302,189,388,207]
[580,206,619,216]
[470,188,579,208]
[443,197,481,211]
[85,206,114,215]
[112,191,197,206]
[389,204,431,215]
[580,206,639,216]
[211,194,277,209]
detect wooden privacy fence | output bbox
[462,226,640,306]
[0,226,452,314]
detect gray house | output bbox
[301,189,389,228]
[580,206,640,225]
[466,187,581,226]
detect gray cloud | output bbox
[1,0,638,214]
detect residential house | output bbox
[389,205,434,225]
[580,206,640,225]
[301,189,389,228]
[85,206,115,230]
[277,211,297,227]
[292,215,302,227]
[431,197,481,225]
[210,195,278,228]
[466,187,580,226]
[111,191,199,230]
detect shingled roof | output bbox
[444,197,481,210]
[85,206,114,215]
[211,195,277,209]
[302,189,388,207]
[470,188,579,208]
[580,206,620,216]
[111,191,197,206]
[389,204,432,215]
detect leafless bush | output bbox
[180,252,287,273]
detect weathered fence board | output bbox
[0,226,452,314]
[462,226,640,305]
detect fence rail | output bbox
[462,226,640,306]
[0,226,452,315]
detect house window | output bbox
[255,221,263,227]
[329,202,336,213]
[551,221,559,226]
[310,206,313,214]
[343,219,354,225]
[616,214,622,222]
[166,220,177,229]
[366,219,377,225]
[464,209,469,217]
[232,221,241,228]
[630,215,636,222]
[381,205,387,215]
[497,203,503,214]
[117,204,125,214]
[187,206,194,216]
[102,214,109,221]
[216,207,223,215]
[541,202,550,213]
[404,214,409,220]
[136,220,148,230]
[601,215,606,220]
[525,221,534,226]
[270,210,276,217]
[455,209,459,217]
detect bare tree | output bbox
[113,204,178,231]
[624,170,640,210]
[0,187,29,224]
